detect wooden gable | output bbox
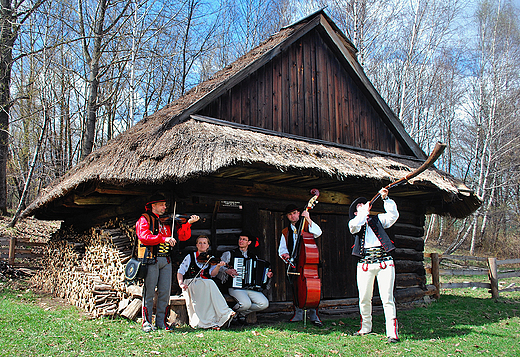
[198,26,413,156]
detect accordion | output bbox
[232,257,270,290]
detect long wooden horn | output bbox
[369,142,447,206]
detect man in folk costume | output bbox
[218,231,273,323]
[349,188,400,343]
[278,204,323,327]
[135,193,199,332]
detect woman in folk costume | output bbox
[177,235,236,329]
[348,187,400,343]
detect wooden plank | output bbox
[442,254,488,262]
[441,282,491,289]
[316,36,329,141]
[272,55,282,132]
[296,38,305,137]
[282,47,290,133]
[310,33,318,138]
[431,253,440,299]
[497,258,520,265]
[256,64,265,128]
[289,41,298,135]
[242,75,251,126]
[190,228,242,236]
[334,57,342,143]
[248,71,261,126]
[303,34,314,138]
[437,269,488,276]
[0,238,47,247]
[327,45,336,142]
[264,61,273,130]
[497,271,520,279]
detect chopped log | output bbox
[127,285,143,298]
[245,311,257,324]
[118,298,130,313]
[93,284,113,291]
[121,298,142,320]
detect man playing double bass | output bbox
[278,204,323,327]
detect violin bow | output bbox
[186,254,216,287]
[170,201,177,243]
[369,141,447,206]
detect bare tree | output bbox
[77,0,132,159]
[0,0,47,215]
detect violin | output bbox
[159,214,190,225]
[196,252,221,265]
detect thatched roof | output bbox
[24,115,479,219]
[23,10,480,220]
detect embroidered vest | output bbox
[184,252,212,280]
[281,220,309,257]
[351,215,395,258]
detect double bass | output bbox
[286,189,321,310]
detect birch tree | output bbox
[444,0,520,255]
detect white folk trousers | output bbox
[228,288,269,315]
[356,259,398,339]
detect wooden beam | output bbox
[192,177,352,205]
[73,194,128,206]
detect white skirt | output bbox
[183,278,235,329]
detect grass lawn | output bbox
[1,279,520,357]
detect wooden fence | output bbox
[425,252,520,299]
[0,237,47,265]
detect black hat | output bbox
[349,197,368,219]
[284,204,299,215]
[146,193,166,207]
[238,230,253,241]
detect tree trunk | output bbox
[0,0,18,215]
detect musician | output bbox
[218,232,273,323]
[278,204,323,327]
[136,193,200,332]
[349,188,400,343]
[177,235,236,329]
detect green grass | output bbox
[1,280,520,357]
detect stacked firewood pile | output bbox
[31,220,144,319]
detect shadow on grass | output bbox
[228,293,520,340]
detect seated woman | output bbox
[177,235,236,329]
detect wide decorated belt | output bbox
[359,247,392,264]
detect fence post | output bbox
[488,257,499,299]
[8,237,16,264]
[431,253,440,299]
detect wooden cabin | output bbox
[24,10,480,309]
